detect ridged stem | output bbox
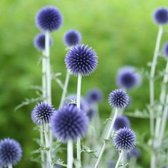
[44,124,53,168]
[40,125,45,168]
[149,26,163,136]
[154,62,168,145]
[45,31,51,104]
[94,108,118,168]
[67,140,73,168]
[115,151,124,168]
[76,74,82,168]
[59,70,71,108]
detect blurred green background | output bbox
[0,0,168,167]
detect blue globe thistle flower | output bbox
[63,29,82,47]
[65,44,98,76]
[116,67,141,89]
[86,88,103,104]
[127,147,141,160]
[163,42,168,57]
[113,128,136,151]
[31,102,55,125]
[36,6,63,32]
[113,115,130,131]
[34,33,53,51]
[51,104,88,143]
[153,8,168,25]
[109,89,129,109]
[0,138,22,166]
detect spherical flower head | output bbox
[86,107,97,121]
[63,29,82,47]
[34,33,53,51]
[51,104,88,143]
[113,128,136,151]
[31,102,55,125]
[0,138,22,166]
[113,115,130,131]
[116,67,141,89]
[65,44,98,76]
[153,8,168,25]
[36,6,63,32]
[109,89,129,109]
[163,42,168,57]
[86,88,103,104]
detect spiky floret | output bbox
[51,104,88,143]
[0,138,22,166]
[109,89,129,109]
[34,33,52,51]
[36,6,63,32]
[113,115,130,131]
[116,67,141,89]
[65,44,98,76]
[113,128,136,151]
[63,29,82,47]
[153,7,168,25]
[31,102,55,125]
[86,88,103,104]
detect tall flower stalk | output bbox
[94,89,129,168]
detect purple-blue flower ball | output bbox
[0,138,22,166]
[113,128,136,151]
[63,29,82,47]
[86,88,103,104]
[34,33,53,51]
[51,105,88,143]
[163,42,168,57]
[113,115,130,131]
[116,67,141,89]
[36,6,63,32]
[65,44,98,76]
[153,8,168,25]
[109,89,129,109]
[31,102,55,125]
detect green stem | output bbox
[59,70,71,108]
[76,74,82,168]
[40,125,45,168]
[94,108,118,168]
[154,62,168,145]
[115,151,124,168]
[45,31,51,104]
[8,165,12,168]
[67,140,73,168]
[149,26,163,136]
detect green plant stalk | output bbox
[59,70,71,108]
[76,74,82,168]
[67,140,73,168]
[44,124,53,168]
[115,151,124,168]
[149,25,163,136]
[94,108,118,168]
[45,31,52,104]
[154,62,168,145]
[8,165,12,168]
[40,125,45,168]
[158,95,168,145]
